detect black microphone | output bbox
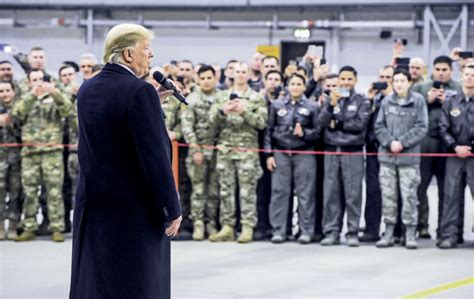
[152,71,188,105]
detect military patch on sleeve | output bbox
[298,107,310,116]
[450,108,461,117]
[277,108,288,117]
[388,106,397,114]
[347,105,357,112]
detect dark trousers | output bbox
[440,157,474,240]
[256,167,272,234]
[178,143,192,232]
[314,152,325,236]
[270,152,316,237]
[364,154,382,236]
[323,152,364,237]
[417,135,445,231]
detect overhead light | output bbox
[294,28,311,40]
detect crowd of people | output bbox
[0,42,473,250]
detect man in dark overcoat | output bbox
[69,23,182,299]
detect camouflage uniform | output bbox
[0,99,23,224]
[161,96,192,232]
[181,88,220,227]
[11,89,73,232]
[374,91,428,227]
[61,84,78,231]
[209,87,267,228]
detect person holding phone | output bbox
[412,56,463,240]
[361,65,394,242]
[0,81,22,240]
[374,68,428,249]
[12,69,73,242]
[318,66,371,247]
[264,74,321,244]
[209,62,268,243]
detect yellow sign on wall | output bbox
[257,45,280,58]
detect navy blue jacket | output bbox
[264,95,321,154]
[69,63,181,299]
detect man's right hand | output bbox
[329,90,341,107]
[222,100,238,115]
[0,113,11,126]
[427,88,443,104]
[165,215,182,237]
[32,85,44,97]
[266,157,276,172]
[454,145,472,159]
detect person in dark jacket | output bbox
[265,73,321,244]
[361,65,394,242]
[69,24,182,299]
[438,65,474,249]
[412,55,463,239]
[318,66,371,247]
[374,68,428,249]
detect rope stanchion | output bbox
[172,140,179,191]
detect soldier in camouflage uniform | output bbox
[59,64,80,232]
[181,65,221,241]
[146,68,193,238]
[161,93,193,238]
[374,69,428,249]
[208,62,268,243]
[0,81,22,240]
[11,69,73,242]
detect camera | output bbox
[433,80,444,89]
[372,82,388,91]
[229,93,239,101]
[394,38,407,46]
[459,51,474,59]
[176,76,185,85]
[395,57,410,65]
[338,88,350,98]
[43,74,51,83]
[273,86,282,99]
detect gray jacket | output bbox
[374,91,428,166]
[318,91,371,149]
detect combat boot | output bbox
[52,230,65,242]
[206,223,218,239]
[237,226,253,244]
[15,231,36,242]
[405,226,418,249]
[192,220,205,241]
[321,233,340,246]
[6,221,18,240]
[418,228,431,239]
[376,224,395,248]
[209,225,234,242]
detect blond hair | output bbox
[102,23,154,64]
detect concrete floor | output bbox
[1,188,473,299]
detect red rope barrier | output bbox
[1,142,472,157]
